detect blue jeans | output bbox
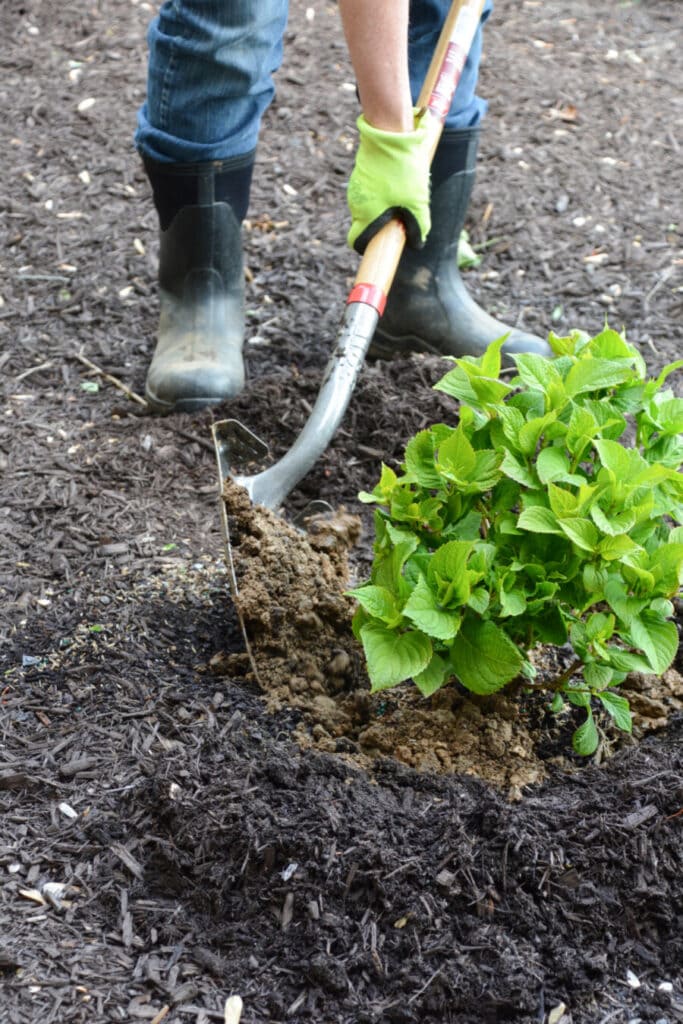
[136,0,492,163]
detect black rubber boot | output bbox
[372,127,551,364]
[142,154,254,413]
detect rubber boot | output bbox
[142,154,254,413]
[372,127,551,364]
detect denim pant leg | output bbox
[135,0,289,163]
[409,0,492,129]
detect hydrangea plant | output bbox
[349,328,683,754]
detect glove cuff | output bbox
[356,108,429,153]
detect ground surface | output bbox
[1,0,683,1022]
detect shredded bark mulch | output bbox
[1,0,682,1021]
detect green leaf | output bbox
[428,540,474,603]
[404,429,444,489]
[467,587,490,615]
[566,687,590,708]
[457,228,482,270]
[649,542,683,594]
[586,612,614,642]
[597,535,639,561]
[547,483,579,518]
[584,661,614,690]
[569,622,588,658]
[360,622,432,691]
[537,448,570,485]
[572,711,599,756]
[652,358,683,392]
[590,505,636,537]
[518,412,558,456]
[558,517,599,551]
[548,329,589,357]
[549,693,565,713]
[385,521,419,550]
[583,564,608,597]
[582,398,628,440]
[594,439,646,480]
[348,584,402,626]
[413,653,451,697]
[647,396,683,436]
[403,575,462,640]
[564,358,634,397]
[498,407,526,452]
[500,450,535,487]
[499,582,527,617]
[604,648,652,674]
[434,365,480,405]
[470,449,502,492]
[513,353,563,396]
[645,433,683,469]
[517,507,562,534]
[566,406,599,456]
[650,598,674,619]
[598,691,633,733]
[449,618,523,695]
[436,426,476,484]
[479,335,506,378]
[359,463,398,505]
[446,509,482,541]
[604,579,648,626]
[621,560,655,597]
[469,375,513,406]
[589,326,641,365]
[629,613,678,674]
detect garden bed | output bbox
[1,0,682,1021]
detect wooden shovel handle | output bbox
[351,0,486,303]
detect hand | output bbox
[347,109,431,254]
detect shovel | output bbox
[213,0,486,515]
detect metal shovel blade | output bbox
[212,419,269,493]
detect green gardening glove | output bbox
[347,109,432,255]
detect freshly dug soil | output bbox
[2,0,683,1021]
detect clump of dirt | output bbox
[623,667,683,733]
[221,480,363,704]
[298,686,548,800]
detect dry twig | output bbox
[73,350,149,408]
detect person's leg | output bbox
[374,0,550,363]
[137,0,289,413]
[136,0,288,163]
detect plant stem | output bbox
[553,658,584,690]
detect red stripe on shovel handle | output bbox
[347,283,387,316]
[428,40,469,122]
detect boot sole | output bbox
[144,385,226,415]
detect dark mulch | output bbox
[1,0,682,1021]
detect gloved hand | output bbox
[347,109,432,255]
